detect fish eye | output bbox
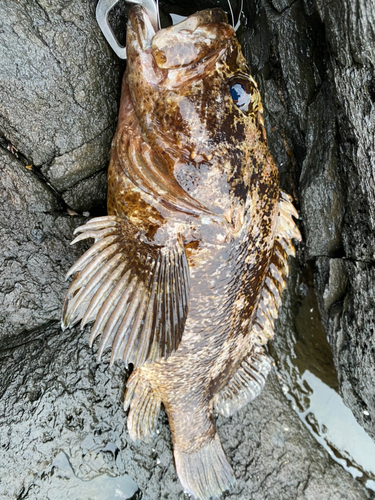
[229,77,256,113]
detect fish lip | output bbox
[96,0,158,59]
[126,0,159,31]
[127,3,158,53]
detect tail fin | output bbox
[124,370,161,441]
[174,434,235,500]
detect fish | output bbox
[62,1,301,499]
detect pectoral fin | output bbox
[62,216,189,368]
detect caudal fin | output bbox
[174,434,235,500]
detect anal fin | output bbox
[213,347,272,418]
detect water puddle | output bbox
[270,265,375,493]
[21,449,138,500]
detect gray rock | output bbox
[308,0,375,440]
[240,0,375,440]
[270,0,295,13]
[0,0,121,167]
[0,148,85,341]
[0,319,370,500]
[321,258,347,312]
[320,260,375,441]
[299,85,344,259]
[41,127,114,193]
[62,169,108,213]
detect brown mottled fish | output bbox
[62,1,301,498]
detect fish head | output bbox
[119,4,279,224]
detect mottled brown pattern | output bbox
[62,6,301,500]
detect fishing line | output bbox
[226,0,235,27]
[156,0,161,28]
[235,0,243,31]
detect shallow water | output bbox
[270,264,375,493]
[22,449,139,500]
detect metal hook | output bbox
[234,0,243,31]
[226,0,234,28]
[96,0,127,59]
[96,0,159,59]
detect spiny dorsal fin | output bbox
[252,190,301,345]
[61,215,190,368]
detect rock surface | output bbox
[0,319,371,500]
[0,0,121,210]
[237,0,375,440]
[0,0,374,499]
[0,148,85,339]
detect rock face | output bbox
[1,317,371,500]
[0,0,121,212]
[0,148,84,339]
[236,0,375,441]
[0,0,374,499]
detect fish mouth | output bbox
[126,0,159,32]
[97,1,234,70]
[127,1,158,51]
[96,0,159,59]
[127,4,234,70]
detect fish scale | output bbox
[62,3,301,500]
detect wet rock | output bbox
[0,0,121,173]
[307,1,375,440]
[299,85,344,259]
[239,0,375,440]
[0,148,85,342]
[0,320,371,500]
[322,260,375,440]
[311,2,375,440]
[318,258,348,312]
[62,170,108,213]
[41,127,113,193]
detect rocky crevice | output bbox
[238,0,375,441]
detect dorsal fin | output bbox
[214,190,300,417]
[62,215,190,368]
[251,190,301,345]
